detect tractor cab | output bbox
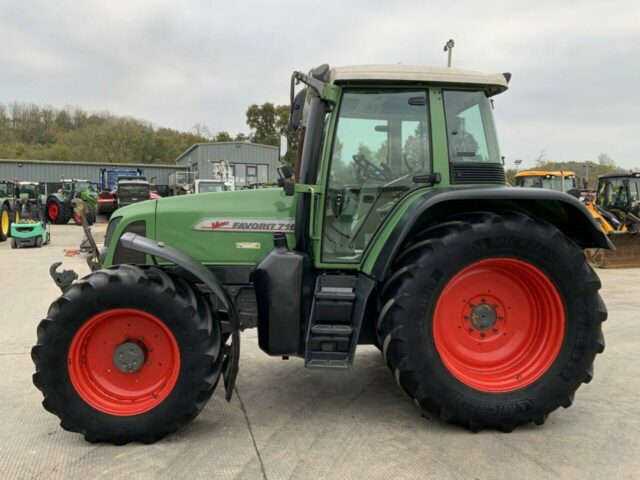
[596,172,640,218]
[515,171,578,192]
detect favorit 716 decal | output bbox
[193,218,295,232]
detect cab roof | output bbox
[329,64,510,95]
[516,170,576,178]
[599,172,640,179]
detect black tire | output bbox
[46,196,72,224]
[11,237,17,249]
[0,202,10,241]
[86,204,96,225]
[32,265,223,444]
[36,236,43,248]
[378,212,606,432]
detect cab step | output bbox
[304,274,374,370]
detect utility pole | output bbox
[444,39,455,67]
[583,163,590,189]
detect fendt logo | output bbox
[194,218,295,232]
[210,221,230,230]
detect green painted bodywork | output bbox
[102,81,507,275]
[102,189,296,267]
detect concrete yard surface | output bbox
[0,223,638,479]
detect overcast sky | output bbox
[1,0,638,169]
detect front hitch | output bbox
[49,262,78,293]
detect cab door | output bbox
[315,88,432,268]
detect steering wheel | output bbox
[352,153,391,182]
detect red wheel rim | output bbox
[73,212,81,224]
[433,258,565,393]
[48,202,58,220]
[68,309,180,416]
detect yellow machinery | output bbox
[514,170,578,192]
[585,173,640,268]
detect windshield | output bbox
[18,184,38,199]
[64,181,93,192]
[198,182,227,193]
[596,177,638,211]
[518,175,576,191]
[322,89,431,263]
[0,184,7,197]
[118,184,149,197]
[443,90,501,163]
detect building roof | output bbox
[0,158,184,170]
[174,142,278,164]
[329,64,510,94]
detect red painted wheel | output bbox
[73,212,82,225]
[68,308,181,416]
[433,258,566,393]
[47,202,58,221]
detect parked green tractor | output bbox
[0,180,19,241]
[45,179,97,225]
[34,64,609,444]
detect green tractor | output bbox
[0,180,19,241]
[11,181,50,248]
[34,64,610,444]
[45,179,97,226]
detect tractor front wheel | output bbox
[32,265,223,444]
[0,203,10,241]
[378,212,606,431]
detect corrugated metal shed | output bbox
[175,142,280,187]
[0,159,187,186]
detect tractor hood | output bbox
[105,189,296,267]
[151,189,296,265]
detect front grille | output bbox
[451,162,507,184]
[112,220,146,265]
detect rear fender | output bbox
[364,187,613,281]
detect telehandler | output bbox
[33,64,609,444]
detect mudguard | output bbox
[366,186,614,281]
[119,232,240,401]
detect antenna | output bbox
[443,39,455,67]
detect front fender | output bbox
[119,232,240,401]
[362,186,613,281]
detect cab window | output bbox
[443,90,500,163]
[322,89,431,263]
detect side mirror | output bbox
[288,88,307,132]
[277,165,295,196]
[279,133,288,160]
[278,164,294,180]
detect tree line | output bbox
[0,101,295,165]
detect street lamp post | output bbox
[444,39,455,68]
[514,159,523,174]
[583,163,590,189]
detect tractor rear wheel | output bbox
[0,203,9,241]
[46,197,71,224]
[32,265,223,444]
[378,212,606,431]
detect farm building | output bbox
[0,158,186,194]
[174,142,280,187]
